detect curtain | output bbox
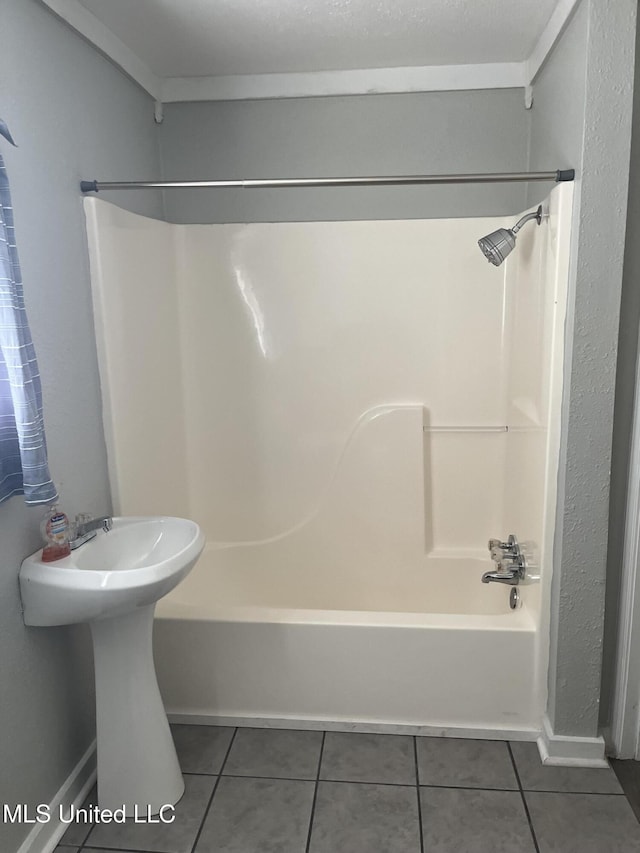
[0,133,57,505]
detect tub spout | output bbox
[481,569,520,586]
[482,554,525,586]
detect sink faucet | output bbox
[69,514,113,551]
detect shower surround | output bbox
[84,186,572,738]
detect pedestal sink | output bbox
[20,516,205,815]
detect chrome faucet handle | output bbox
[488,535,519,554]
[498,554,526,577]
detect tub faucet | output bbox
[481,560,524,586]
[69,514,113,550]
[483,533,526,585]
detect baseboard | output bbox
[14,739,97,853]
[537,714,608,767]
[601,724,615,756]
[167,711,540,742]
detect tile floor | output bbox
[612,758,640,822]
[56,725,640,853]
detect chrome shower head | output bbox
[478,205,543,267]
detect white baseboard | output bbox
[537,714,608,767]
[167,712,540,742]
[15,740,97,853]
[601,724,615,756]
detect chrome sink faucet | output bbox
[69,513,113,550]
[482,534,526,586]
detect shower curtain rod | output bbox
[80,169,575,193]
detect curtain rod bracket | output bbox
[524,85,534,110]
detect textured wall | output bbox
[529,0,636,737]
[159,90,531,223]
[600,15,640,730]
[0,1,162,850]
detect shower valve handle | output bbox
[488,536,520,565]
[488,535,519,552]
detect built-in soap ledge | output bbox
[508,396,543,428]
[423,425,508,433]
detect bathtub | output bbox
[154,544,541,740]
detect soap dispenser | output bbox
[40,504,71,562]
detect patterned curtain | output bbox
[0,122,57,505]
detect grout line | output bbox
[182,768,527,792]
[83,847,154,852]
[213,772,416,788]
[304,730,326,853]
[182,767,407,785]
[419,784,625,796]
[81,845,160,853]
[516,789,626,797]
[188,726,238,853]
[182,767,556,793]
[507,742,541,853]
[183,770,317,782]
[75,787,98,853]
[82,846,157,852]
[417,782,518,793]
[413,736,425,853]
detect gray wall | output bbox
[0,1,162,850]
[528,0,636,737]
[159,90,531,223]
[600,13,640,730]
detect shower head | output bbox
[478,205,543,267]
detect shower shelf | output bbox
[423,426,508,433]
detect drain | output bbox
[509,588,521,610]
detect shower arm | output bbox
[511,205,543,234]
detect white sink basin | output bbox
[20,515,204,816]
[20,516,205,626]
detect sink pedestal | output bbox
[90,604,184,815]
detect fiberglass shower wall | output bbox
[85,186,571,612]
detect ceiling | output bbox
[43,0,578,103]
[77,0,560,78]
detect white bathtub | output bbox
[154,544,541,740]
